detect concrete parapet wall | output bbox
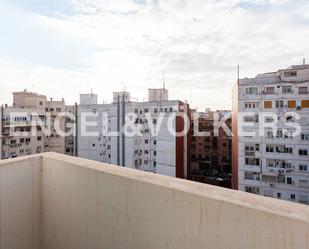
[1,153,309,249]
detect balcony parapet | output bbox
[1,153,309,249]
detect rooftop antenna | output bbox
[237,65,240,85]
[120,81,126,93]
[162,70,166,90]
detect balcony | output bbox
[1,153,309,249]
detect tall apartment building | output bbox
[76,90,191,178]
[45,98,66,154]
[190,109,232,188]
[0,90,65,159]
[232,64,309,204]
[64,104,78,156]
[148,88,169,102]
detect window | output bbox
[245,102,259,109]
[245,87,258,95]
[282,86,292,94]
[299,180,309,188]
[301,134,309,141]
[245,171,260,181]
[265,87,274,94]
[299,164,308,171]
[276,129,283,138]
[277,193,281,199]
[134,109,138,114]
[299,149,308,156]
[245,144,259,156]
[37,136,42,141]
[287,177,292,185]
[244,115,259,123]
[298,86,308,94]
[275,100,284,108]
[153,119,157,124]
[153,151,157,156]
[266,131,274,139]
[245,186,260,195]
[284,71,297,77]
[153,140,157,145]
[145,139,148,144]
[301,100,309,108]
[39,101,43,105]
[291,194,296,201]
[267,159,285,168]
[50,108,54,112]
[288,100,296,109]
[245,158,260,166]
[264,101,272,109]
[144,108,149,113]
[56,108,61,112]
[266,145,274,153]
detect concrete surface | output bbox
[1,153,309,249]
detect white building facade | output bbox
[233,64,309,204]
[76,92,190,178]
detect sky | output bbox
[0,0,308,110]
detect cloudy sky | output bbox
[0,0,308,110]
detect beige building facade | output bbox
[0,90,65,159]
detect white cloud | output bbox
[0,0,308,110]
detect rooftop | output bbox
[1,153,309,249]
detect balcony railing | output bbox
[0,153,309,249]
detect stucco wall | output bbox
[41,153,309,249]
[0,156,41,249]
[1,153,309,249]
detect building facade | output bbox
[76,90,191,178]
[190,109,232,188]
[0,90,66,159]
[233,64,309,204]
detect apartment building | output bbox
[44,98,66,154]
[1,106,46,159]
[64,104,77,156]
[148,88,169,102]
[76,90,191,178]
[0,90,65,159]
[190,109,232,188]
[232,64,309,204]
